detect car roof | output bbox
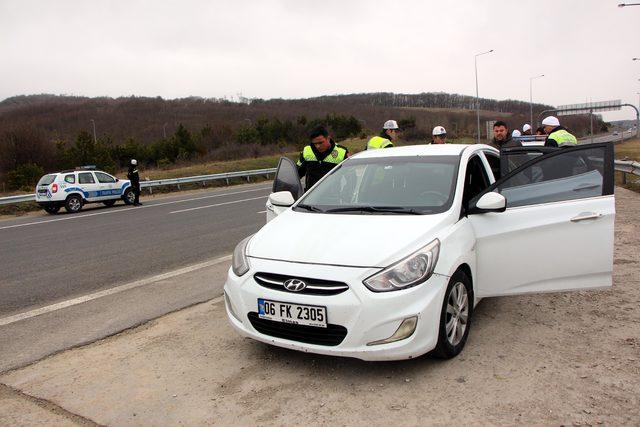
[351,143,494,159]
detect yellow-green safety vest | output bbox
[296,145,348,166]
[367,136,393,150]
[548,129,577,146]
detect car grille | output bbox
[248,312,347,346]
[253,272,349,296]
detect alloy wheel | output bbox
[445,282,469,347]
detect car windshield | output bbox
[295,155,459,215]
[37,174,56,186]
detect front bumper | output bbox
[223,257,449,361]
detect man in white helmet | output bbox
[367,120,400,149]
[542,116,577,147]
[522,123,532,136]
[431,126,447,144]
[127,159,141,206]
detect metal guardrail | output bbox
[0,168,277,206]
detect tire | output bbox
[433,270,473,359]
[64,194,83,213]
[43,205,60,214]
[103,200,116,207]
[123,189,135,205]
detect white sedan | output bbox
[224,143,615,361]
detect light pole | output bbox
[90,119,97,144]
[163,123,167,138]
[475,49,494,143]
[529,74,545,131]
[618,3,640,6]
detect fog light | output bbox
[366,316,418,346]
[224,291,242,323]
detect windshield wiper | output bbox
[295,203,325,213]
[324,206,423,215]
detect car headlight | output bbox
[232,235,253,276]
[363,239,440,292]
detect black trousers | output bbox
[133,184,140,204]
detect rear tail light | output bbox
[51,183,58,193]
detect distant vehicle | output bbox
[225,143,615,361]
[35,167,134,214]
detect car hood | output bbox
[248,209,450,268]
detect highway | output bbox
[0,183,271,317]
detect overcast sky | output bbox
[1,0,639,121]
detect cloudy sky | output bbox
[1,0,639,120]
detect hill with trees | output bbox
[0,92,604,192]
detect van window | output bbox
[95,172,116,183]
[37,175,56,186]
[78,172,95,184]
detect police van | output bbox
[35,167,135,214]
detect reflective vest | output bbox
[297,145,348,166]
[367,136,393,150]
[548,129,577,146]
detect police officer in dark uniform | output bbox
[127,159,142,206]
[297,125,349,192]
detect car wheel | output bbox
[64,195,83,213]
[103,200,116,207]
[433,270,473,359]
[43,205,60,214]
[123,189,135,205]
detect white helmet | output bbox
[131,159,138,166]
[522,123,532,132]
[512,130,522,137]
[432,126,446,136]
[541,116,560,127]
[383,120,400,130]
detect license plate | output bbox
[258,298,327,328]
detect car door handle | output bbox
[570,212,602,222]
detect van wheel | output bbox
[44,206,60,214]
[65,195,83,213]
[123,189,135,205]
[103,200,116,207]
[433,270,473,359]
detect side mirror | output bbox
[115,178,119,182]
[268,191,295,207]
[469,192,506,214]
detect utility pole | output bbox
[163,123,167,139]
[529,74,544,131]
[474,49,494,144]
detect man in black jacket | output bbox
[127,159,141,206]
[297,126,349,192]
[487,121,522,150]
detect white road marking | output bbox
[0,186,271,231]
[0,255,232,327]
[169,195,268,214]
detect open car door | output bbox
[266,157,303,223]
[469,143,615,297]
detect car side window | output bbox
[462,155,491,212]
[95,172,116,183]
[483,152,500,180]
[64,174,75,184]
[496,146,610,208]
[78,172,95,184]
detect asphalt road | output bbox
[0,182,271,317]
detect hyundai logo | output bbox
[283,278,307,292]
